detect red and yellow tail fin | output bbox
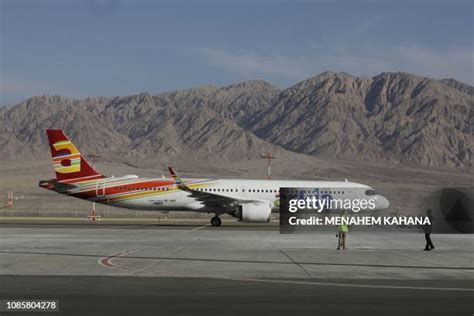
[46,129,104,181]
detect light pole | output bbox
[88,153,102,220]
[260,151,277,180]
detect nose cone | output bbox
[374,195,390,210]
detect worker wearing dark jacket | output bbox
[424,209,435,251]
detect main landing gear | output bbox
[210,216,222,227]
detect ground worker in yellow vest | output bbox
[337,214,350,250]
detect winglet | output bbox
[168,166,188,191]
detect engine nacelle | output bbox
[234,202,272,223]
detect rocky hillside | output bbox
[0,81,281,162]
[251,72,473,167]
[439,78,474,96]
[0,72,472,168]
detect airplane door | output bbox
[96,180,106,198]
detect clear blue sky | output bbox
[1,0,473,105]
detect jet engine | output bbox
[233,202,272,223]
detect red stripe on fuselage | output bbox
[67,179,176,199]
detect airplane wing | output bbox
[168,167,264,210]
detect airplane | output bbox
[39,129,390,226]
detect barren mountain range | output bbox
[0,72,472,168]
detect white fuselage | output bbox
[83,176,389,213]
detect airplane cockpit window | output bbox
[365,189,376,196]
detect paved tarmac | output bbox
[0,222,473,315]
[1,275,473,316]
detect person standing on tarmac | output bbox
[424,209,435,251]
[337,213,349,250]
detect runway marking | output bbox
[278,248,312,278]
[382,249,449,269]
[191,225,208,231]
[99,227,209,273]
[98,249,135,270]
[3,250,473,270]
[134,232,207,276]
[97,238,158,270]
[225,277,474,292]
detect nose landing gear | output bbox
[210,216,222,227]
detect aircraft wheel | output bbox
[211,217,222,227]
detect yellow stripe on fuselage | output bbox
[102,183,212,203]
